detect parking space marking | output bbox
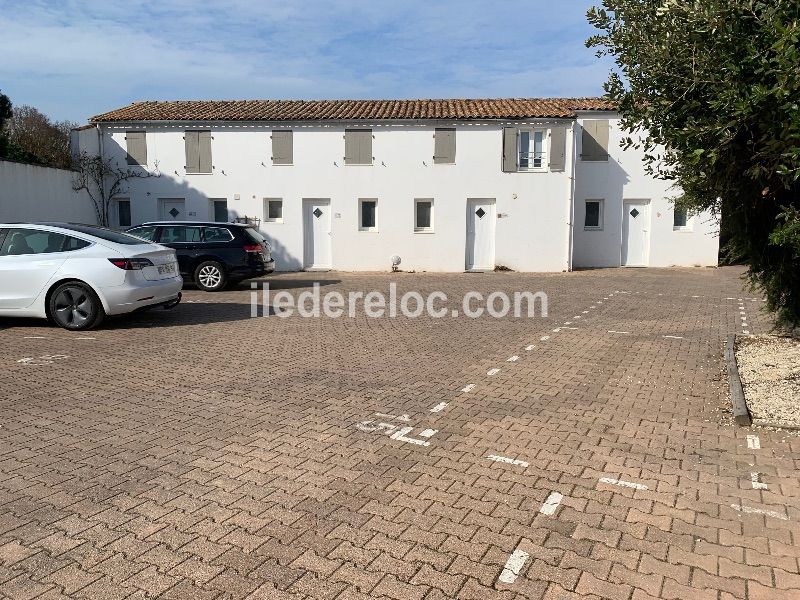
[663,335,683,339]
[525,345,536,351]
[561,326,579,330]
[461,383,476,392]
[23,336,47,339]
[608,330,630,335]
[390,427,437,446]
[750,472,768,490]
[486,454,529,468]
[539,336,550,341]
[375,412,411,422]
[487,368,500,376]
[498,548,529,584]
[747,435,761,449]
[563,321,572,325]
[539,491,563,516]
[552,328,561,332]
[730,504,788,521]
[507,355,519,362]
[17,355,70,366]
[430,402,448,413]
[598,477,648,490]
[76,337,95,340]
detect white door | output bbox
[621,200,649,266]
[466,199,495,271]
[160,199,185,221]
[303,199,331,270]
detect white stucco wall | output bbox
[572,114,719,268]
[0,160,97,224]
[98,121,575,272]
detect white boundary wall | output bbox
[0,160,97,224]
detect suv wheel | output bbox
[49,282,105,330]
[195,261,227,292]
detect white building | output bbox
[73,98,718,272]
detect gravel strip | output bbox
[736,335,800,427]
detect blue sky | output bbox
[0,0,614,123]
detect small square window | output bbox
[359,199,377,231]
[584,199,603,229]
[673,207,692,230]
[264,198,283,223]
[414,199,433,232]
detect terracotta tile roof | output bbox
[90,98,615,123]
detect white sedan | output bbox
[0,223,183,330]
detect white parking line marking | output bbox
[539,491,563,516]
[507,355,519,362]
[582,310,589,314]
[487,368,500,376]
[375,412,411,422]
[23,336,47,339]
[525,345,536,351]
[76,337,95,340]
[539,335,550,341]
[598,477,648,490]
[608,330,630,335]
[486,454,529,468]
[461,383,476,392]
[750,472,768,490]
[663,335,684,339]
[552,328,561,333]
[390,426,437,446]
[747,435,760,449]
[730,504,788,520]
[563,321,572,325]
[573,316,581,319]
[742,330,750,335]
[498,548,530,584]
[430,402,448,413]
[561,326,579,330]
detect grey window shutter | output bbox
[502,127,518,172]
[272,130,293,165]
[199,131,212,173]
[345,130,372,165]
[548,127,566,171]
[126,131,147,165]
[185,131,200,173]
[434,128,456,164]
[581,120,609,161]
[359,130,372,164]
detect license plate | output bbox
[157,263,176,275]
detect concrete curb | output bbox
[726,334,751,426]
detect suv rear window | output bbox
[243,228,266,243]
[204,227,234,242]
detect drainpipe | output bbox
[565,121,577,272]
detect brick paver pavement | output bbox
[0,266,797,599]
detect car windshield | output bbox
[44,224,153,245]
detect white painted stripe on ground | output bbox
[552,328,561,332]
[23,336,47,339]
[561,326,579,330]
[564,321,572,325]
[750,472,768,490]
[76,337,95,340]
[539,336,550,341]
[742,330,750,334]
[663,335,684,339]
[539,491,563,516]
[573,316,581,319]
[487,454,529,468]
[430,402,448,413]
[598,477,648,490]
[608,330,630,335]
[747,435,761,449]
[730,504,788,520]
[582,310,589,314]
[498,548,530,584]
[507,355,519,362]
[525,345,536,351]
[461,383,476,392]
[487,368,500,376]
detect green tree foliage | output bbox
[587,0,800,327]
[0,91,75,168]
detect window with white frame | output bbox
[359,199,378,231]
[584,199,603,230]
[518,129,547,170]
[264,198,283,223]
[414,199,433,232]
[673,206,692,230]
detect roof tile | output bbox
[90,98,615,123]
